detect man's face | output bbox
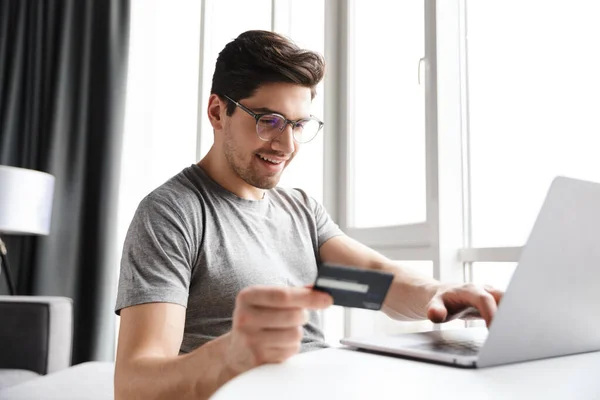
[221,83,312,190]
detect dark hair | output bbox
[211,30,325,116]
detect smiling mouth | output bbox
[257,154,287,165]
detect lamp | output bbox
[0,166,55,295]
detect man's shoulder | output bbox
[140,165,208,219]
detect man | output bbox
[114,30,502,399]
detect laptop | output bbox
[341,176,600,368]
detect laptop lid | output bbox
[477,176,600,366]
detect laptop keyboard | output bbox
[411,340,484,356]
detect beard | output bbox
[223,129,285,190]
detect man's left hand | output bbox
[426,283,504,327]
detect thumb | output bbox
[427,297,448,323]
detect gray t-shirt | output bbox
[115,164,343,353]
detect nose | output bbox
[271,122,296,155]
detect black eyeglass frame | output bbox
[222,94,324,144]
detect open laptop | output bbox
[341,176,600,368]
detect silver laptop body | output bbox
[341,176,600,368]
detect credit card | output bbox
[313,263,394,310]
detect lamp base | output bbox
[0,237,16,295]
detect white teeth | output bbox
[258,155,282,164]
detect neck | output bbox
[197,148,265,200]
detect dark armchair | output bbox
[0,296,73,391]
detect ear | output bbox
[207,94,226,131]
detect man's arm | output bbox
[319,235,503,326]
[115,287,333,400]
[114,303,234,400]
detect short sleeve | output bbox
[115,194,197,315]
[308,196,344,248]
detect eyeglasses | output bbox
[223,94,324,144]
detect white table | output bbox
[212,347,600,399]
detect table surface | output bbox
[3,348,599,400]
[212,347,600,400]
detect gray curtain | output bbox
[0,0,130,363]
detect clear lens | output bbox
[293,118,322,143]
[256,114,322,143]
[257,114,286,140]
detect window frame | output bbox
[324,0,519,336]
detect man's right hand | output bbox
[224,286,333,374]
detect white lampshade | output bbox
[0,166,55,235]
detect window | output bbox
[468,0,600,247]
[324,0,434,341]
[351,1,426,228]
[331,0,599,339]
[471,262,517,291]
[458,1,600,313]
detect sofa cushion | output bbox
[0,362,114,400]
[0,369,40,390]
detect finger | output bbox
[441,306,482,322]
[426,296,448,324]
[453,288,498,327]
[238,286,333,309]
[254,327,304,347]
[484,285,504,305]
[236,306,308,329]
